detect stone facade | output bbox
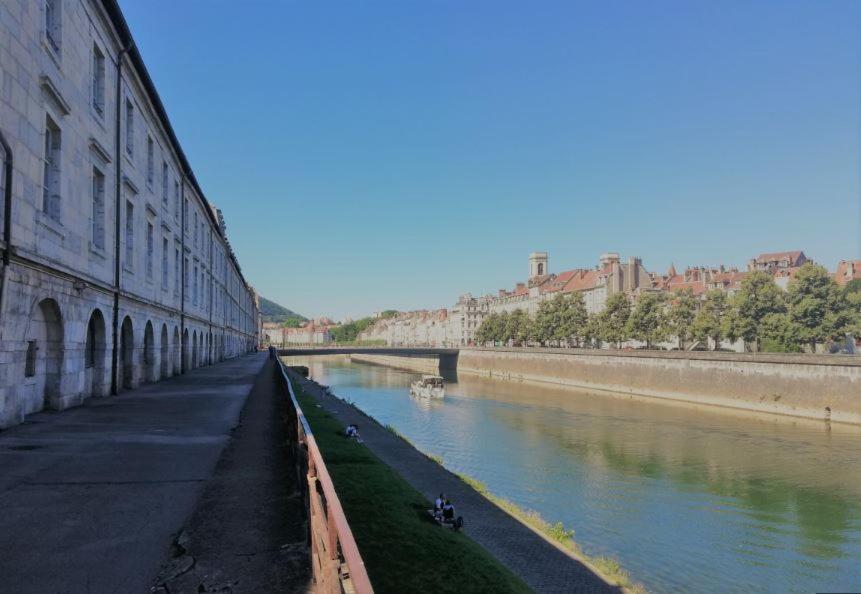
[0,0,259,429]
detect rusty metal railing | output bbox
[273,351,374,594]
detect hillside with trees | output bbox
[259,296,307,327]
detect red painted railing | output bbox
[274,354,374,594]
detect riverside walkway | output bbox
[292,373,618,594]
[0,353,309,594]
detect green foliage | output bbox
[759,312,802,352]
[598,292,631,348]
[692,290,727,349]
[259,296,306,325]
[476,312,504,344]
[667,288,697,349]
[330,317,377,343]
[505,309,532,345]
[559,292,589,345]
[786,263,853,349]
[845,278,861,294]
[626,292,668,348]
[733,271,786,349]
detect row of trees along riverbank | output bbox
[475,263,861,353]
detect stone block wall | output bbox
[0,0,260,429]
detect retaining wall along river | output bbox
[351,348,861,424]
[349,353,441,375]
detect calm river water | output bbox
[286,356,861,593]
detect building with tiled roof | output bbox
[748,251,808,273]
[835,260,861,287]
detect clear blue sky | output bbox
[120,0,860,320]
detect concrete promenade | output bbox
[0,353,305,594]
[291,372,618,594]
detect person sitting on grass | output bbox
[441,499,464,530]
[434,493,445,519]
[442,499,455,522]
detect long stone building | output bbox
[0,0,260,429]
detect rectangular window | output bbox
[161,162,169,205]
[194,212,198,246]
[162,237,169,289]
[42,115,61,222]
[146,137,154,186]
[184,257,189,298]
[92,166,105,249]
[92,44,105,114]
[146,222,154,279]
[193,265,198,305]
[174,181,180,219]
[125,100,134,156]
[184,198,188,230]
[45,0,61,52]
[125,201,134,268]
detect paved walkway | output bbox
[154,359,310,592]
[0,353,305,594]
[292,372,619,594]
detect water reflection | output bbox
[287,356,861,593]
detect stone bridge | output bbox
[278,347,460,379]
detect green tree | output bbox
[691,289,727,349]
[532,297,561,345]
[759,312,801,352]
[476,312,503,345]
[786,263,852,351]
[583,313,601,347]
[721,295,745,347]
[667,288,697,349]
[734,271,785,351]
[626,292,667,349]
[505,309,531,345]
[559,292,589,346]
[598,292,631,348]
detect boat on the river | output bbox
[410,375,445,399]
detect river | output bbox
[285,355,861,593]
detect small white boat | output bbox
[410,375,445,399]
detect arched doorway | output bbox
[192,330,198,369]
[119,316,135,390]
[84,309,106,398]
[24,298,64,411]
[160,324,170,378]
[173,326,181,373]
[143,321,155,383]
[182,328,190,372]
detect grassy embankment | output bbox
[292,383,531,594]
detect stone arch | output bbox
[143,321,156,383]
[192,330,199,369]
[24,298,64,411]
[119,316,135,390]
[160,323,170,378]
[84,308,107,398]
[173,326,181,373]
[182,328,190,372]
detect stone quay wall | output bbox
[457,348,861,424]
[348,353,441,376]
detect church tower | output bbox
[529,252,549,279]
